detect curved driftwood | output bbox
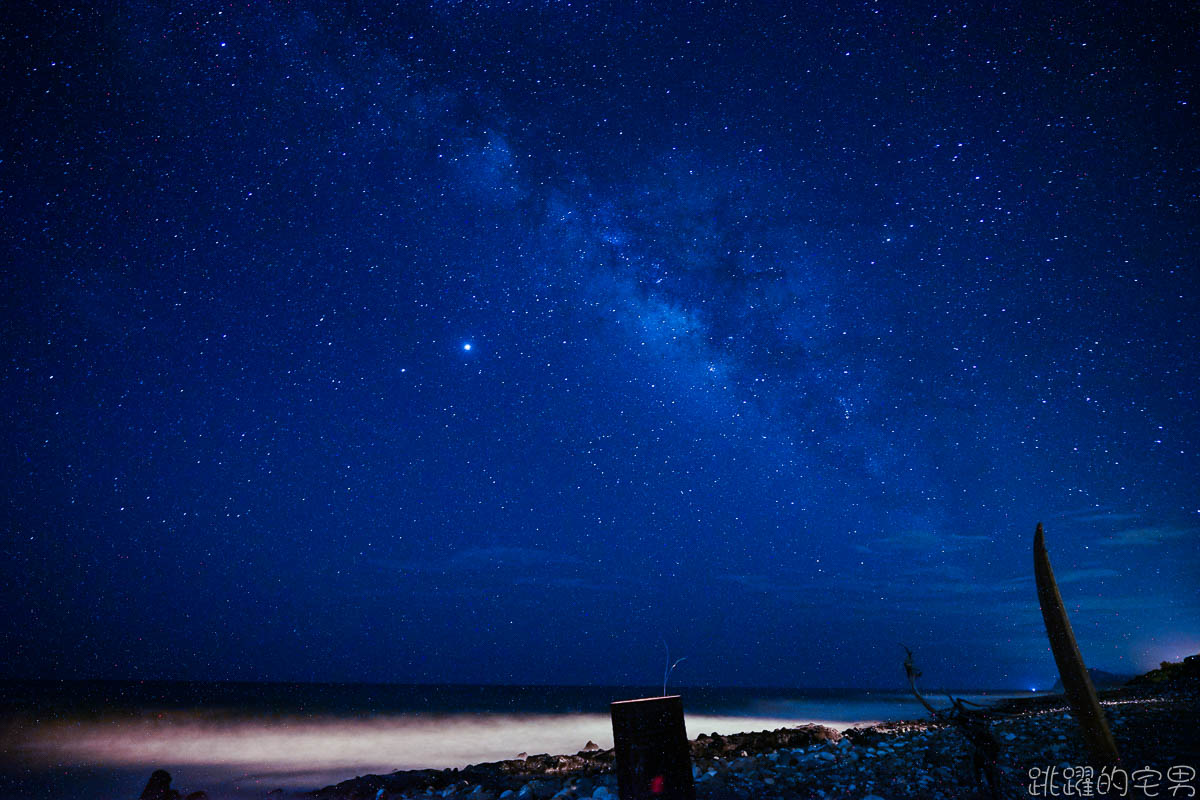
[1033,522,1120,764]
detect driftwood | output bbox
[1033,523,1120,764]
[904,646,1006,800]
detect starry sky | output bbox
[2,1,1197,690]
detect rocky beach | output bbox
[307,679,1199,800]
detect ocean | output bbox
[0,681,1030,799]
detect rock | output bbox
[140,770,179,800]
[581,741,600,752]
[499,792,515,799]
[528,780,559,799]
[862,795,887,800]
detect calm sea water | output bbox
[0,681,1029,800]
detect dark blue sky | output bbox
[2,0,1197,689]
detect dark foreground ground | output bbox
[305,682,1199,800]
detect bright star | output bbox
[462,343,472,351]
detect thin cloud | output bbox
[858,530,991,555]
[1069,512,1142,524]
[1007,567,1123,585]
[375,546,585,577]
[1101,526,1193,547]
[1058,507,1142,524]
[993,593,1200,616]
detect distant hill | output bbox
[1049,668,1136,693]
[1126,654,1200,687]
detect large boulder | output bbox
[690,724,841,759]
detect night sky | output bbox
[3,1,1197,690]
